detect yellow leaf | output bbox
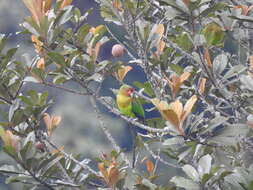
[90,25,106,36]
[115,66,132,81]
[155,24,165,37]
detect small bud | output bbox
[111,44,124,57]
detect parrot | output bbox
[116,85,145,119]
[116,84,145,168]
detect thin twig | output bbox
[143,142,181,168]
[45,137,99,176]
[90,96,132,168]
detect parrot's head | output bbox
[119,85,135,97]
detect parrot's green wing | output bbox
[132,98,145,119]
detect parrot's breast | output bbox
[116,94,132,108]
[116,94,135,117]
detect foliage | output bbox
[0,0,253,189]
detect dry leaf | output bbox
[199,78,206,95]
[2,130,19,151]
[112,0,124,12]
[43,113,61,136]
[204,47,212,67]
[166,72,191,98]
[152,98,183,134]
[234,5,253,15]
[31,35,44,55]
[107,164,120,187]
[22,0,52,25]
[52,116,62,127]
[146,159,155,174]
[181,95,197,123]
[156,40,166,55]
[42,0,52,14]
[183,0,190,6]
[98,163,109,181]
[36,58,45,70]
[170,100,183,121]
[57,0,73,9]
[152,96,197,136]
[155,24,165,55]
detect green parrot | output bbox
[116,84,145,168]
[116,85,145,119]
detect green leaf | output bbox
[169,63,184,74]
[198,154,212,178]
[241,75,253,91]
[202,22,225,47]
[144,82,155,97]
[182,165,200,182]
[53,74,70,84]
[0,165,20,175]
[213,53,228,75]
[39,91,48,105]
[8,99,20,122]
[170,176,200,190]
[201,116,227,134]
[3,145,17,158]
[163,136,184,146]
[56,6,73,25]
[141,179,157,190]
[20,141,35,163]
[27,90,39,105]
[0,34,7,53]
[40,155,63,177]
[77,24,91,43]
[48,52,66,66]
[224,65,246,79]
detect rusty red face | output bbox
[126,87,134,97]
